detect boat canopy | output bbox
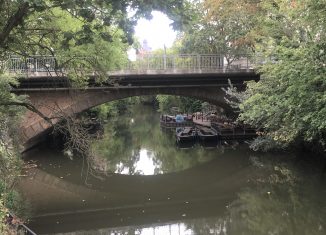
[175,114,185,123]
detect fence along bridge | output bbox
[6,53,256,77]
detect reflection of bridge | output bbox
[7,54,260,150]
[21,149,250,234]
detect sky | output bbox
[134,11,177,50]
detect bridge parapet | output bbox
[120,54,253,70]
[4,54,256,77]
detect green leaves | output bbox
[78,8,95,22]
[241,47,326,151]
[219,0,325,152]
[178,0,257,57]
[0,0,190,55]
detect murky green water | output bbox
[20,105,326,235]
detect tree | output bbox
[0,0,190,55]
[238,0,326,152]
[178,0,260,63]
[0,0,193,82]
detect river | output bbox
[19,104,326,235]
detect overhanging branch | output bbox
[0,101,53,126]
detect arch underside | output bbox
[83,87,230,112]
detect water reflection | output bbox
[90,105,218,175]
[47,221,224,235]
[19,104,326,234]
[115,149,161,175]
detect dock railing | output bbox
[211,122,257,140]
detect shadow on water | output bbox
[19,104,326,235]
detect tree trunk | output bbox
[0,2,30,48]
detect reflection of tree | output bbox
[227,189,325,235]
[90,104,219,175]
[181,156,326,235]
[91,116,135,173]
[226,158,326,234]
[185,218,227,235]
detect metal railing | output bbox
[7,56,59,73]
[4,54,255,75]
[116,54,254,72]
[120,54,224,71]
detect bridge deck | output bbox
[13,71,259,90]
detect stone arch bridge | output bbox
[8,54,260,151]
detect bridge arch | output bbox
[19,86,231,151]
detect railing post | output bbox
[163,54,167,70]
[35,57,38,72]
[147,55,149,70]
[197,54,201,70]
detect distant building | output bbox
[137,40,152,59]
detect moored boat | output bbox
[196,126,219,144]
[175,127,196,144]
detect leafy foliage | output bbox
[156,95,203,113]
[0,0,193,85]
[177,0,325,153]
[177,0,259,61]
[0,0,190,54]
[0,74,25,184]
[238,1,326,152]
[0,74,26,231]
